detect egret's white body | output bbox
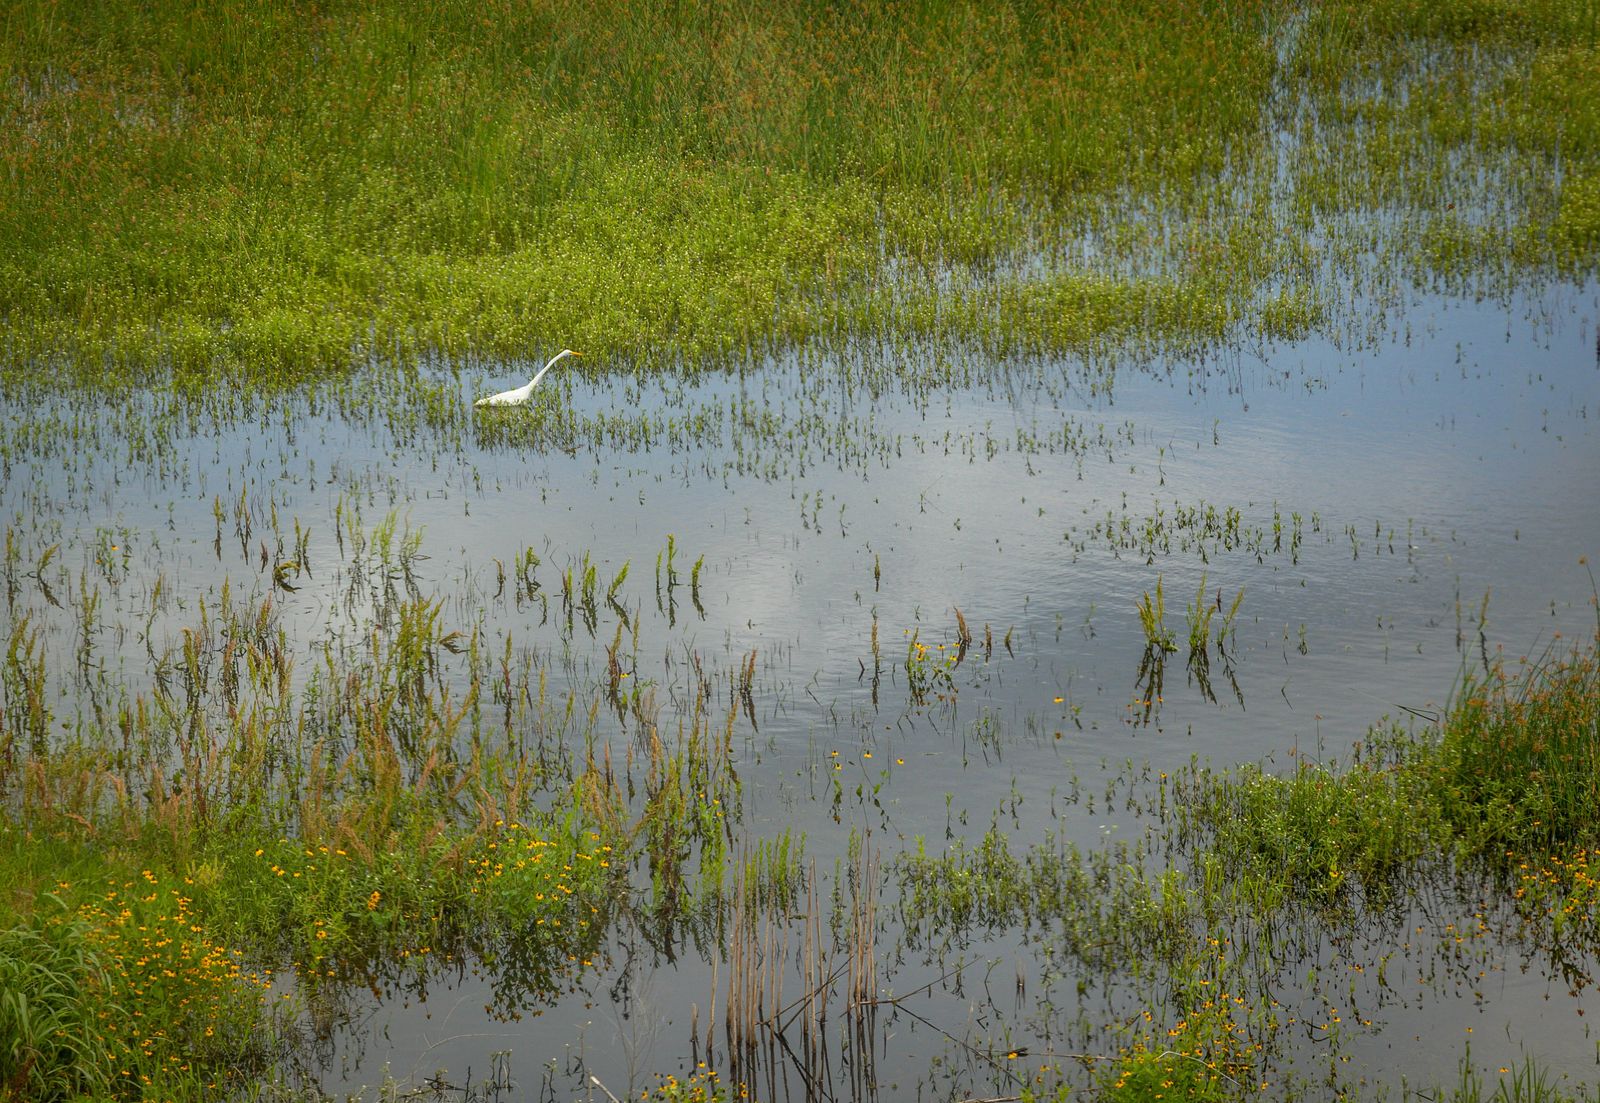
[475,349,581,407]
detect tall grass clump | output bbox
[0,906,118,1102]
[1137,575,1178,654]
[0,877,267,1102]
[1431,1055,1600,1103]
[1434,639,1600,856]
[1177,748,1445,912]
[1176,625,1600,919]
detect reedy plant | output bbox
[1435,632,1600,856]
[1184,573,1217,661]
[0,903,119,1102]
[1136,575,1178,655]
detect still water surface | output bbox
[5,279,1598,1097]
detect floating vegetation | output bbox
[1074,501,1316,565]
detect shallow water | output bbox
[4,278,1599,1098]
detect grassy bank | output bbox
[4,0,1595,391]
[0,0,1273,386]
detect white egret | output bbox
[474,348,582,407]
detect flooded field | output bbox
[4,1,1600,1101]
[5,277,1598,1099]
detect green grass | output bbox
[1178,750,1445,912]
[0,840,268,1102]
[0,0,1275,387]
[3,0,1593,397]
[1434,641,1600,855]
[1432,1055,1600,1103]
[0,904,124,1102]
[897,628,1600,1098]
[1168,632,1600,938]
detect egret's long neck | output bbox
[529,350,566,386]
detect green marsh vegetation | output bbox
[0,0,1277,386]
[0,513,770,1098]
[3,0,1600,1099]
[895,621,1600,1099]
[4,0,1592,393]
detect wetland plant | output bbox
[1136,575,1178,655]
[1435,634,1600,855]
[1184,574,1218,661]
[904,630,958,708]
[0,869,269,1102]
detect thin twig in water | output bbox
[848,958,977,1011]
